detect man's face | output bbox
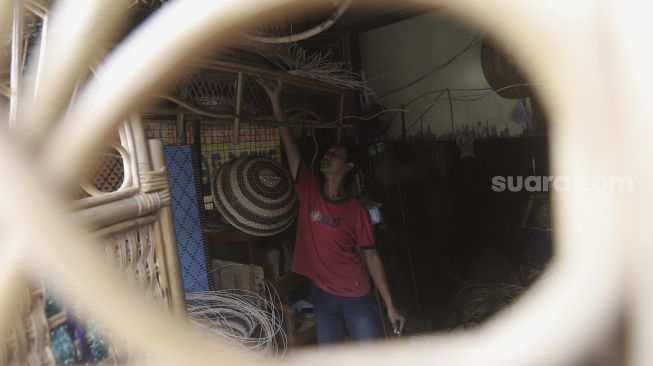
[320,145,353,176]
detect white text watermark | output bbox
[491,176,634,193]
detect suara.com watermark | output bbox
[491,175,634,193]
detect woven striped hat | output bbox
[211,156,298,236]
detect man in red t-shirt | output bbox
[259,78,405,345]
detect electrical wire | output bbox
[400,87,492,109]
[378,33,483,98]
[448,83,537,101]
[335,82,538,126]
[363,87,491,139]
[404,90,446,132]
[386,83,538,135]
[155,83,536,134]
[231,82,537,138]
[341,92,443,129]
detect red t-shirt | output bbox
[291,162,376,297]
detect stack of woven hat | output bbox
[211,156,297,236]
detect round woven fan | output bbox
[211,156,297,236]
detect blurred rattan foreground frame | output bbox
[0,0,651,365]
[74,118,186,318]
[1,117,187,365]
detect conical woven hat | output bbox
[211,156,297,236]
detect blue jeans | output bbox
[310,282,382,345]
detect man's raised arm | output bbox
[258,77,301,180]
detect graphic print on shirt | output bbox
[309,204,341,230]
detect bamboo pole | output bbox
[337,92,345,143]
[196,58,344,93]
[130,115,153,181]
[75,192,166,230]
[17,0,123,150]
[148,139,186,318]
[0,250,28,346]
[0,2,13,67]
[176,112,185,144]
[91,214,158,239]
[142,106,343,128]
[150,95,237,120]
[239,0,352,44]
[233,72,243,144]
[24,0,47,18]
[151,219,174,311]
[31,9,48,100]
[360,69,370,110]
[9,0,23,128]
[72,187,140,211]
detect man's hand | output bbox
[363,249,406,335]
[387,305,406,335]
[256,76,282,102]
